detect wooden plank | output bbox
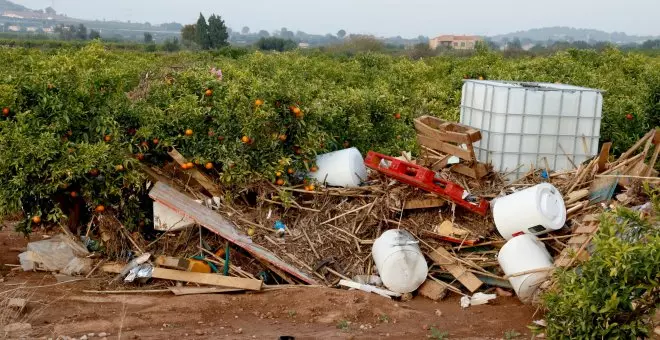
[103,264,262,290]
[450,163,488,179]
[168,148,222,197]
[567,234,590,245]
[426,247,483,292]
[417,279,448,301]
[168,287,245,296]
[566,189,589,205]
[149,182,319,285]
[646,144,660,177]
[403,197,446,210]
[617,129,654,162]
[596,142,612,173]
[417,135,472,160]
[575,223,599,234]
[582,214,600,223]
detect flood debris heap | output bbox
[15,81,660,314]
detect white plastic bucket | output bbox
[309,147,367,188]
[372,229,428,294]
[493,183,566,240]
[498,234,554,303]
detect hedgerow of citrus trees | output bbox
[0,43,659,234]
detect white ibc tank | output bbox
[460,80,603,180]
[498,234,554,303]
[372,229,428,294]
[309,147,367,188]
[493,183,566,240]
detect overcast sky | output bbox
[13,0,660,37]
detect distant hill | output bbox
[0,0,30,12]
[490,27,657,44]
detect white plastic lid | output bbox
[537,184,566,228]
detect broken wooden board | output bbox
[167,148,222,197]
[435,220,469,237]
[450,163,488,179]
[149,182,319,285]
[402,197,446,210]
[619,160,658,186]
[103,263,262,290]
[566,189,589,205]
[168,287,245,296]
[417,135,472,160]
[417,279,448,301]
[596,142,612,173]
[555,214,600,268]
[421,230,478,246]
[426,247,483,292]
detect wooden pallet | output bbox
[414,115,488,179]
[554,214,600,267]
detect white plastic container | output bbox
[493,183,566,240]
[460,80,603,180]
[498,234,554,303]
[153,201,195,231]
[309,147,367,188]
[372,229,428,294]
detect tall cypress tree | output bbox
[195,13,211,49]
[208,14,229,49]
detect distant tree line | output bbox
[180,13,229,49]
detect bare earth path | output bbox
[1,230,536,340]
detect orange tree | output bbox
[1,43,659,234]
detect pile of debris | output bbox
[14,125,658,306]
[13,79,659,312]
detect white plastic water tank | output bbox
[309,147,367,188]
[493,183,566,240]
[460,80,603,180]
[498,234,554,303]
[372,229,428,294]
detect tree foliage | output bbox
[337,29,346,39]
[255,37,297,52]
[89,30,101,40]
[143,32,153,44]
[181,24,196,45]
[543,187,660,338]
[207,14,229,49]
[195,13,211,49]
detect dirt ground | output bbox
[1,230,538,340]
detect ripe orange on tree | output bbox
[95,205,105,213]
[205,162,213,170]
[205,89,213,97]
[32,215,41,224]
[152,138,159,145]
[208,130,215,137]
[104,135,112,142]
[287,168,295,174]
[255,99,264,107]
[241,136,250,144]
[2,107,9,116]
[279,134,287,141]
[394,113,401,120]
[136,153,145,161]
[217,136,225,141]
[305,184,315,191]
[310,166,318,172]
[275,171,282,177]
[185,129,193,136]
[70,191,78,198]
[276,178,285,186]
[115,164,124,172]
[186,162,194,169]
[89,168,100,177]
[626,113,634,120]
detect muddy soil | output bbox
[0,230,537,340]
